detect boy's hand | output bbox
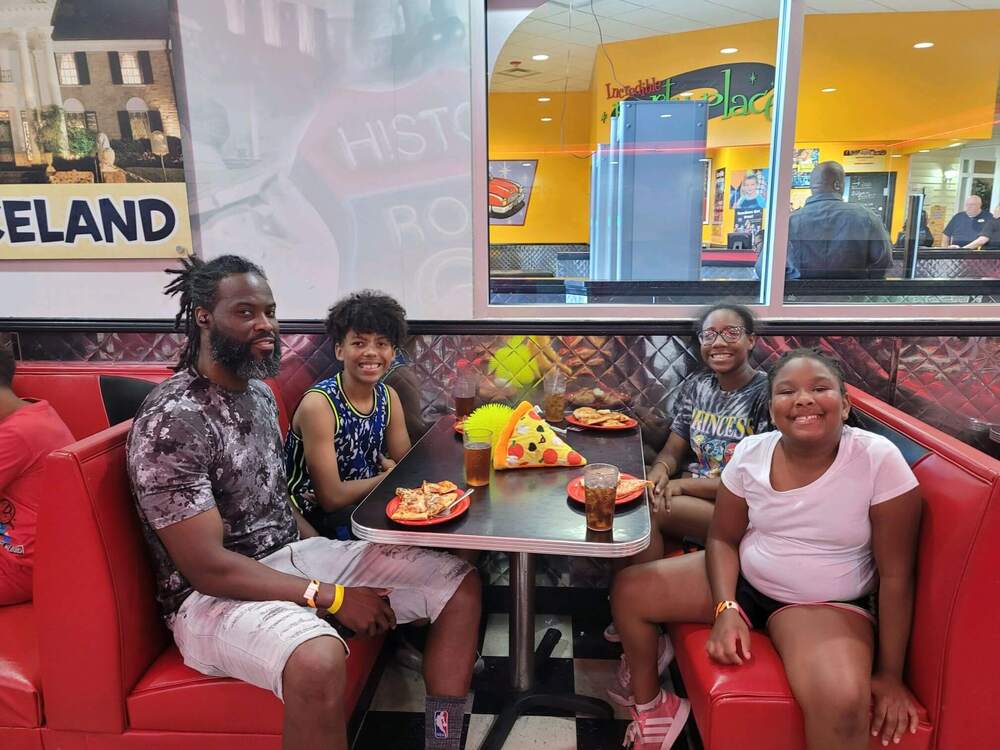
[379,454,396,473]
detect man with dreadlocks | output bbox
[127,256,480,750]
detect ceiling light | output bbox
[820,87,836,93]
[913,41,934,49]
[537,96,551,102]
[532,54,549,61]
[948,142,963,148]
[521,162,532,167]
[678,91,693,97]
[720,47,738,54]
[699,158,710,162]
[659,113,672,118]
[540,116,552,122]
[919,149,930,153]
[890,154,902,158]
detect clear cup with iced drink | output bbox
[583,463,618,532]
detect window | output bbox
[126,97,150,139]
[486,1,781,308]
[58,53,79,85]
[119,52,143,85]
[776,5,1000,307]
[0,69,12,84]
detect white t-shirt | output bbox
[720,426,919,604]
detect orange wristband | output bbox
[715,600,739,619]
[303,579,321,608]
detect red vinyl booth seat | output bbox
[669,385,1000,750]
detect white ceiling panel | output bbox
[491,0,991,92]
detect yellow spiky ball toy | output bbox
[462,403,514,446]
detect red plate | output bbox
[566,413,638,430]
[386,494,471,526]
[567,473,648,505]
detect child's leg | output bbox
[767,606,875,750]
[611,551,715,705]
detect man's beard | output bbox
[209,327,282,380]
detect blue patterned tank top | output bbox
[285,372,391,515]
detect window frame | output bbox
[471,0,1000,322]
[57,53,79,86]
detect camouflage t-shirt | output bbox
[127,369,298,617]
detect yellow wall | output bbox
[488,91,592,244]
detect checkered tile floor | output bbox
[351,586,689,750]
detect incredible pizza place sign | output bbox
[604,62,776,122]
[0,183,193,260]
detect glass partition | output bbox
[486,1,781,306]
[780,4,1000,305]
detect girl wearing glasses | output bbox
[603,305,770,663]
[644,304,770,560]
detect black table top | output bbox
[351,416,651,558]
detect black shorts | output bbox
[735,574,876,631]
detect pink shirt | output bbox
[721,426,919,603]
[0,400,74,569]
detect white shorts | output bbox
[170,537,474,700]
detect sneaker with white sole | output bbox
[607,634,674,707]
[623,690,690,749]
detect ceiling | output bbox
[490,0,997,92]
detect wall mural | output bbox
[0,0,191,260]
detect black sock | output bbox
[424,694,466,749]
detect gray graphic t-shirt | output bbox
[671,370,770,478]
[127,369,299,617]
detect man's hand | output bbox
[330,587,396,637]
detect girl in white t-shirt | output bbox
[611,349,923,750]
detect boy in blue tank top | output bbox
[285,291,411,538]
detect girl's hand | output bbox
[378,454,396,473]
[705,609,752,665]
[870,673,920,746]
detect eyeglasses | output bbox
[698,326,747,344]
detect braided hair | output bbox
[164,255,267,372]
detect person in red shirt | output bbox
[0,347,74,604]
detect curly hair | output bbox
[163,255,267,372]
[767,347,847,395]
[325,291,407,347]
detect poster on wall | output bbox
[0,0,191,260]
[730,168,769,246]
[713,168,725,224]
[488,160,537,226]
[791,148,820,188]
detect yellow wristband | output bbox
[327,584,345,616]
[654,459,672,474]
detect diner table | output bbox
[352,414,651,750]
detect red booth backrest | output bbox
[848,386,1000,750]
[35,421,167,733]
[11,362,290,438]
[12,363,173,440]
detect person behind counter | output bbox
[894,209,935,249]
[958,213,1000,250]
[944,195,992,248]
